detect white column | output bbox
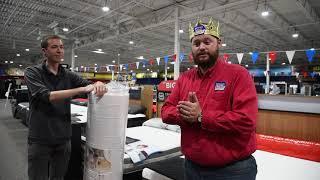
[164,63,167,81]
[266,53,270,94]
[71,47,75,72]
[174,6,180,80]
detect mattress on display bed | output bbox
[142,134,320,180]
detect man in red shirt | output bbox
[161,19,258,180]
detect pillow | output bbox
[128,105,146,114]
[143,118,181,133]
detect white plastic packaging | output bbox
[84,82,129,180]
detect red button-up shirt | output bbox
[161,59,258,167]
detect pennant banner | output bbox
[119,64,123,71]
[310,72,316,78]
[223,54,230,62]
[156,57,160,65]
[136,62,139,69]
[285,51,295,64]
[149,59,154,66]
[172,54,177,61]
[236,53,244,64]
[269,51,277,64]
[180,53,184,62]
[106,66,110,72]
[306,49,316,63]
[251,51,259,64]
[164,56,169,64]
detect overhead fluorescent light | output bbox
[112,60,116,63]
[62,27,69,32]
[10,61,13,63]
[292,33,299,38]
[16,53,20,56]
[102,6,110,12]
[245,64,249,67]
[74,55,78,57]
[222,43,227,47]
[25,49,29,51]
[19,64,22,67]
[129,41,134,44]
[179,29,184,33]
[96,49,102,51]
[5,61,8,63]
[261,11,269,17]
[137,56,144,60]
[92,50,106,54]
[282,62,286,65]
[170,62,175,64]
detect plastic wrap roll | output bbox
[84,82,129,180]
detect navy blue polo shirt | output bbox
[24,61,90,145]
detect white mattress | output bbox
[71,104,146,123]
[142,150,320,180]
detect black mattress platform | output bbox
[144,156,185,180]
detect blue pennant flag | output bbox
[310,72,316,78]
[164,55,169,64]
[180,53,184,62]
[125,64,128,70]
[251,51,259,64]
[306,49,316,63]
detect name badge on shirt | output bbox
[214,81,226,91]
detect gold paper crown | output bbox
[189,18,220,40]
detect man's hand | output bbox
[93,81,107,97]
[177,92,201,123]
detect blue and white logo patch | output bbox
[214,82,226,91]
[194,25,206,36]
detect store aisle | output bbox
[0,99,28,180]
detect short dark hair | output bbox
[41,35,62,49]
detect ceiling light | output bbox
[92,50,106,54]
[61,59,64,61]
[129,41,134,44]
[187,68,190,70]
[80,66,84,68]
[170,62,175,65]
[137,56,144,60]
[5,61,8,63]
[179,29,184,33]
[118,53,120,56]
[74,55,78,57]
[25,49,29,51]
[10,61,13,64]
[151,70,153,72]
[94,64,97,66]
[222,43,227,47]
[249,52,253,55]
[19,64,22,67]
[97,49,102,51]
[292,33,299,38]
[16,53,20,56]
[310,48,315,50]
[245,64,249,67]
[102,6,110,12]
[227,61,232,64]
[147,69,150,71]
[282,62,286,65]
[167,67,170,69]
[112,60,116,63]
[261,11,269,17]
[62,28,69,32]
[130,70,133,73]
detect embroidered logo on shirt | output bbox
[214,82,226,91]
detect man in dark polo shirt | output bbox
[24,35,107,180]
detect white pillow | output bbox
[143,118,181,133]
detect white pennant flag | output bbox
[156,57,161,66]
[120,64,123,71]
[106,66,110,72]
[136,62,140,69]
[236,53,244,64]
[286,51,295,64]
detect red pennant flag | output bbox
[269,51,277,64]
[223,54,230,62]
[149,59,154,66]
[172,54,177,61]
[188,52,193,62]
[303,71,308,78]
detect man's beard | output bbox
[193,50,219,69]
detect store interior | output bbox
[0,0,320,179]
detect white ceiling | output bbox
[0,0,319,73]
